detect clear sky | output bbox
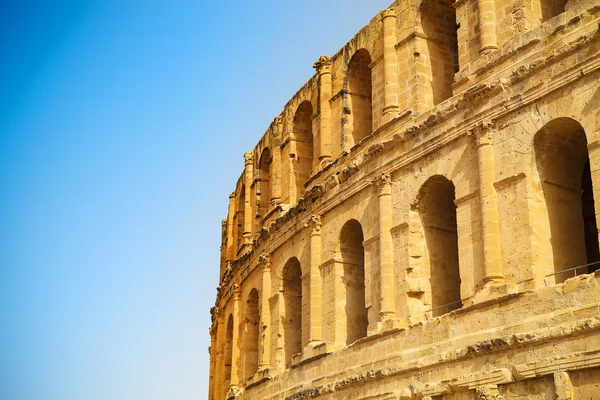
[0,1,391,399]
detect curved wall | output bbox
[209,1,600,399]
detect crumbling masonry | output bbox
[209,1,600,399]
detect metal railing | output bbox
[346,330,368,344]
[424,299,463,317]
[543,260,600,286]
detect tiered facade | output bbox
[209,1,600,399]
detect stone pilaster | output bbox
[373,173,396,320]
[314,56,332,163]
[230,285,242,389]
[305,215,323,345]
[208,325,217,400]
[214,312,225,400]
[473,121,504,286]
[382,8,400,121]
[226,192,236,262]
[270,291,285,372]
[478,0,498,52]
[259,253,272,370]
[243,152,254,244]
[271,117,283,205]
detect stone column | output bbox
[243,152,254,244]
[474,121,504,285]
[270,291,285,372]
[382,7,400,120]
[230,286,242,390]
[226,192,236,261]
[214,312,225,400]
[271,117,283,205]
[374,173,396,320]
[313,56,332,163]
[305,215,323,345]
[259,254,272,370]
[478,0,498,52]
[208,325,217,400]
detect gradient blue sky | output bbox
[0,1,391,399]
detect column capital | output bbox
[304,215,323,234]
[209,323,218,337]
[381,7,396,19]
[313,55,331,74]
[258,253,271,271]
[475,385,499,400]
[469,119,496,147]
[244,152,254,165]
[372,173,392,196]
[210,305,221,324]
[232,284,242,300]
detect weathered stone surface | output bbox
[208,1,600,399]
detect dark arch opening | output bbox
[340,219,367,344]
[348,49,373,148]
[282,257,302,367]
[420,0,458,106]
[419,175,462,317]
[258,148,272,217]
[539,0,567,23]
[534,118,599,283]
[293,101,314,198]
[242,288,259,382]
[224,314,234,391]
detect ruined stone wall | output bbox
[210,1,600,399]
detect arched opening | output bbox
[347,49,373,148]
[293,101,314,199]
[538,0,567,23]
[419,176,461,317]
[242,289,259,383]
[420,0,458,106]
[258,148,272,217]
[534,118,599,283]
[223,314,234,392]
[340,219,367,345]
[236,185,245,252]
[282,257,302,367]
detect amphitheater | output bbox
[208,1,600,399]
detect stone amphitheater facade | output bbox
[208,1,600,399]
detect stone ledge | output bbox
[245,369,271,392]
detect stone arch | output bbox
[293,101,315,199]
[282,257,302,367]
[533,118,599,283]
[418,175,462,317]
[242,288,259,383]
[258,148,272,216]
[347,48,373,148]
[223,313,234,392]
[419,0,458,107]
[339,219,368,345]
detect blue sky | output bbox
[0,1,390,399]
